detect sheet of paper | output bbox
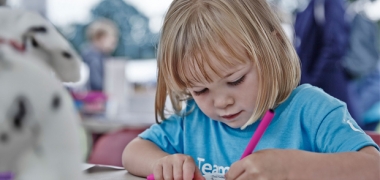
[82,163,125,171]
[203,173,225,180]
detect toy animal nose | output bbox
[0,38,26,52]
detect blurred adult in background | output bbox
[344,0,380,130]
[81,18,119,92]
[294,0,358,120]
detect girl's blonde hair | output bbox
[155,0,300,128]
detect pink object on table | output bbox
[146,109,275,180]
[146,174,155,180]
[0,172,13,180]
[71,91,107,103]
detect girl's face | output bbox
[187,56,259,128]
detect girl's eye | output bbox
[228,75,246,86]
[193,88,208,96]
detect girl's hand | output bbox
[152,154,205,180]
[225,149,290,180]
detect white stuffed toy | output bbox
[0,7,81,83]
[0,55,83,180]
[0,8,83,180]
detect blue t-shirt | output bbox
[139,84,378,175]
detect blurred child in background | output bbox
[81,18,119,92]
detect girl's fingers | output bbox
[193,166,205,180]
[224,162,245,180]
[234,171,249,180]
[153,155,203,180]
[225,170,245,180]
[182,157,195,180]
[163,163,173,180]
[173,158,184,180]
[153,163,164,180]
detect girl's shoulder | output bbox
[291,84,344,105]
[277,84,347,115]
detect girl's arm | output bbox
[289,146,380,180]
[122,137,169,177]
[225,146,380,180]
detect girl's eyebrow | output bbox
[223,72,234,78]
[222,66,247,79]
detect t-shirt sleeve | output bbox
[315,105,379,153]
[138,114,184,154]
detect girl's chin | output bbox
[223,121,245,129]
[213,118,245,129]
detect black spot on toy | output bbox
[51,94,61,110]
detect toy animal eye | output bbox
[31,37,39,48]
[62,51,72,59]
[13,98,27,130]
[51,94,61,110]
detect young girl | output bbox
[122,0,380,179]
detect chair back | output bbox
[365,131,380,146]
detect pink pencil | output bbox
[147,109,275,180]
[240,109,275,159]
[147,174,155,180]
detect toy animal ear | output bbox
[7,96,32,131]
[24,23,81,83]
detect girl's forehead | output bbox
[177,35,253,87]
[182,51,250,86]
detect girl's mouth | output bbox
[221,111,242,120]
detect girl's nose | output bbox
[213,93,233,109]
